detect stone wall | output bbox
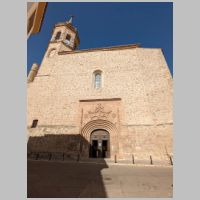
[27,46,173,164]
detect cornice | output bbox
[58,43,141,55]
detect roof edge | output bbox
[58,43,141,55]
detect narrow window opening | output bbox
[31,119,38,128]
[65,34,71,44]
[55,31,61,40]
[94,71,102,89]
[66,34,71,41]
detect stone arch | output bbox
[81,119,119,158]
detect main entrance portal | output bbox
[89,129,110,158]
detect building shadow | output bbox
[27,134,109,198]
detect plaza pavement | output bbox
[27,159,173,198]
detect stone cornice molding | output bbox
[58,43,141,55]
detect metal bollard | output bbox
[132,154,135,164]
[115,155,117,163]
[150,155,153,165]
[169,156,173,165]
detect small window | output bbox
[66,34,71,41]
[94,71,102,89]
[31,119,38,128]
[65,34,71,44]
[55,31,61,40]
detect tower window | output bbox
[65,34,71,44]
[66,34,71,41]
[55,31,61,40]
[31,119,38,128]
[94,71,102,89]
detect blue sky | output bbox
[27,2,173,75]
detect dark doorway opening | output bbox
[91,140,98,158]
[89,129,110,158]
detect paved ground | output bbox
[27,160,173,198]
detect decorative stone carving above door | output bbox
[79,99,121,127]
[87,103,112,120]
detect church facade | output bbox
[27,18,173,165]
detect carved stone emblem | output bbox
[88,104,112,120]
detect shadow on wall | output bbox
[27,134,109,198]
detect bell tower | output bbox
[45,16,80,57]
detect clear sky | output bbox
[27,2,173,75]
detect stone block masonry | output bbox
[27,45,173,165]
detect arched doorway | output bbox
[89,129,110,158]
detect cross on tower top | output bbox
[67,15,75,24]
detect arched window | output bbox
[55,31,61,40]
[94,70,102,89]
